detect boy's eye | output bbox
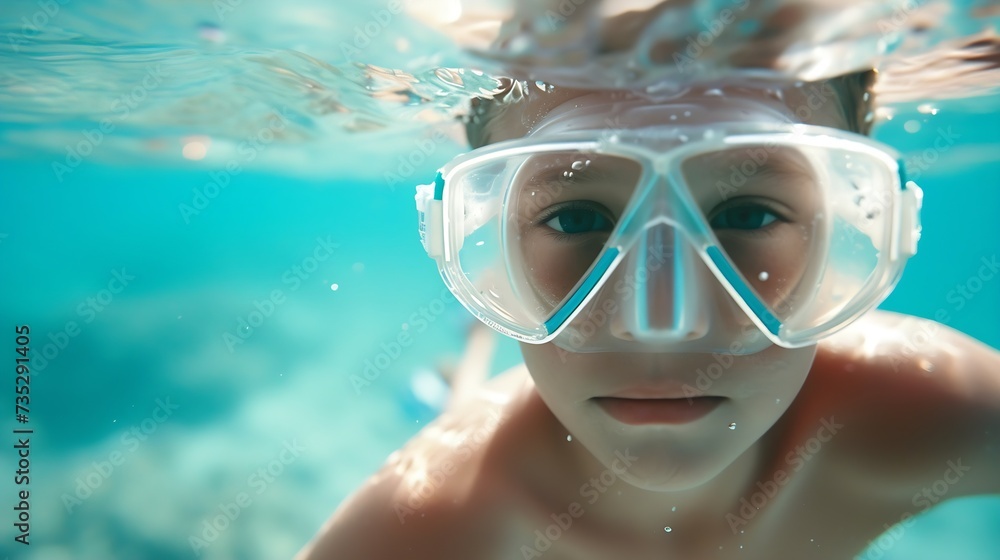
[710,205,779,230]
[543,206,614,234]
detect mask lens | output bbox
[508,151,644,325]
[446,149,643,336]
[680,142,897,340]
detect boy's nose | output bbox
[610,222,710,343]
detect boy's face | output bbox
[497,82,852,491]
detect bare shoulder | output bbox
[805,309,1000,495]
[819,309,1000,404]
[296,364,535,560]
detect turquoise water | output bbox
[1,1,999,559]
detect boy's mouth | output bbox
[592,396,726,425]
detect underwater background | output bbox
[1,0,998,558]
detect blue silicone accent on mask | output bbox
[433,171,445,200]
[706,246,781,335]
[543,247,621,334]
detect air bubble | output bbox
[728,422,737,430]
[571,160,588,171]
[672,506,677,512]
[758,271,769,281]
[664,527,673,533]
[566,435,572,441]
[917,103,939,115]
[198,22,226,43]
[904,120,921,133]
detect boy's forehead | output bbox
[480,82,852,143]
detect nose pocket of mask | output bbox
[621,222,709,342]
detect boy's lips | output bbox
[601,380,712,400]
[592,396,726,425]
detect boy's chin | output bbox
[616,459,732,493]
[587,443,739,493]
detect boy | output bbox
[298,72,1000,559]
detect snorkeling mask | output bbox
[415,94,922,354]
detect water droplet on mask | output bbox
[904,120,921,133]
[664,526,672,533]
[571,160,587,171]
[670,114,678,120]
[683,110,691,117]
[758,271,769,281]
[679,134,689,142]
[566,434,572,441]
[775,398,781,404]
[918,359,934,372]
[728,422,737,430]
[917,103,938,115]
[705,88,723,96]
[671,506,677,512]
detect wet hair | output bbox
[825,69,878,135]
[465,70,877,148]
